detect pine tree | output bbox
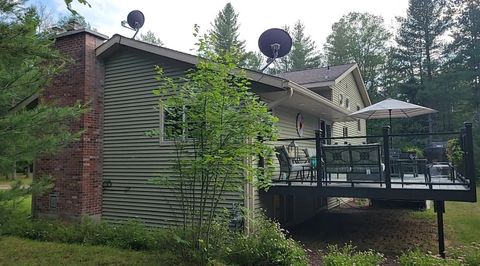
[139,30,164,46]
[289,20,322,71]
[446,0,480,123]
[0,0,83,178]
[393,0,452,102]
[209,3,245,60]
[271,21,321,73]
[243,51,263,71]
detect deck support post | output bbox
[463,123,476,197]
[382,126,391,189]
[315,130,323,188]
[434,200,446,259]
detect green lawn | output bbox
[0,237,163,266]
[444,186,480,245]
[0,175,32,186]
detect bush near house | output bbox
[0,199,308,265]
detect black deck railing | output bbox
[268,123,476,202]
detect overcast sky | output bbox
[36,0,409,54]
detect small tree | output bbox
[151,26,278,260]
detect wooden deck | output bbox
[268,173,476,202]
[272,174,469,191]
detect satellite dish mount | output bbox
[258,28,292,72]
[121,10,145,39]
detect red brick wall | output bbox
[33,30,105,220]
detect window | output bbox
[161,105,192,141]
[342,126,348,137]
[339,94,344,105]
[345,98,350,109]
[357,106,361,131]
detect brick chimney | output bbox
[33,29,108,220]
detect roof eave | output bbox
[96,34,290,90]
[287,81,353,120]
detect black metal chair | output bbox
[275,145,310,184]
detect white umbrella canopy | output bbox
[349,98,438,130]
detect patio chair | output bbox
[322,145,352,180]
[275,145,310,183]
[348,143,384,184]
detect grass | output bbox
[0,236,163,266]
[443,186,480,245]
[410,185,480,246]
[0,174,32,186]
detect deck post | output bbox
[383,126,391,189]
[315,130,323,188]
[434,200,446,259]
[464,123,476,196]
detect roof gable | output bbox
[279,64,371,106]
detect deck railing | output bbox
[269,123,476,195]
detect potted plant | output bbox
[446,138,464,167]
[401,146,424,160]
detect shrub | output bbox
[322,244,384,266]
[447,138,464,167]
[223,216,309,266]
[399,250,461,266]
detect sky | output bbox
[35,0,409,54]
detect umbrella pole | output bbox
[389,109,393,148]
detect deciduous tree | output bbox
[324,12,390,100]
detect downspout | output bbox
[267,84,294,110]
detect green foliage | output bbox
[56,13,91,30]
[222,216,309,266]
[288,20,322,71]
[0,236,161,266]
[450,243,480,266]
[243,51,264,71]
[1,207,308,266]
[0,0,84,177]
[447,138,464,166]
[392,0,452,104]
[324,12,390,100]
[271,21,322,73]
[0,177,50,226]
[63,0,90,15]
[152,26,278,259]
[322,244,384,266]
[401,145,424,158]
[139,30,164,46]
[209,3,245,62]
[399,250,461,266]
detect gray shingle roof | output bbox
[279,63,356,85]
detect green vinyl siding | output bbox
[256,106,338,222]
[331,73,367,144]
[102,49,243,227]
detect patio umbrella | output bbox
[348,98,438,132]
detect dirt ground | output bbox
[288,200,438,265]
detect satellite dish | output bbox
[121,10,145,39]
[127,10,145,30]
[258,28,292,72]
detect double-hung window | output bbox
[161,105,191,142]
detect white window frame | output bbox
[159,104,189,143]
